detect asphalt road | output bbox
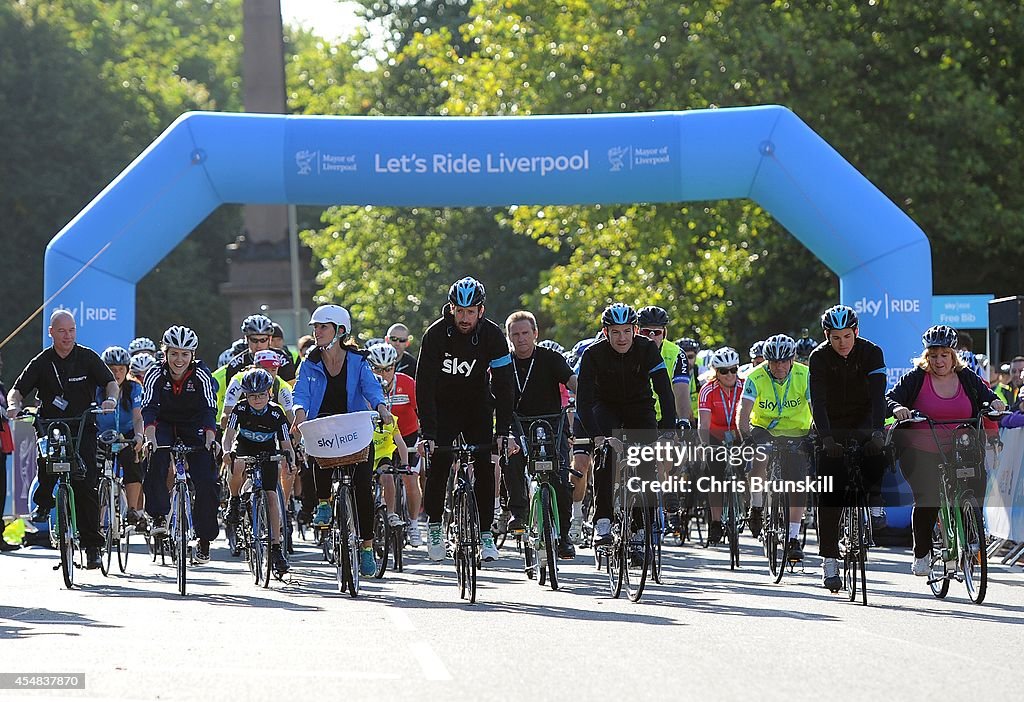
[2,527,1023,701]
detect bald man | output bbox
[387,323,417,378]
[7,310,118,569]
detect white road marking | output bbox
[409,641,453,681]
[388,608,416,632]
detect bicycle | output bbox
[151,440,205,596]
[720,458,748,570]
[373,462,415,578]
[887,407,1009,604]
[235,451,291,587]
[16,406,104,589]
[833,440,873,605]
[97,429,135,575]
[514,411,582,591]
[759,438,810,583]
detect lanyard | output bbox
[718,383,740,429]
[51,362,66,396]
[768,373,793,430]
[512,355,535,409]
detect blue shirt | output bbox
[96,381,142,435]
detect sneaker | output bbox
[822,558,842,592]
[493,509,511,535]
[194,539,211,564]
[312,501,331,526]
[912,555,930,576]
[787,538,803,562]
[0,540,20,552]
[271,544,289,575]
[387,512,404,528]
[427,522,445,562]
[629,530,646,566]
[226,497,241,526]
[125,510,139,528]
[871,512,888,533]
[707,520,724,545]
[408,520,423,547]
[359,548,377,576]
[85,546,102,570]
[593,518,612,546]
[747,507,763,539]
[480,531,499,562]
[150,515,167,536]
[507,514,527,536]
[568,516,584,545]
[557,540,576,560]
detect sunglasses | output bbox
[389,336,409,343]
[248,336,270,344]
[717,367,739,375]
[640,328,666,337]
[374,365,396,372]
[246,391,270,400]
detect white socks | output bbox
[572,501,583,520]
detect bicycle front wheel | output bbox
[344,490,360,597]
[961,495,987,604]
[767,490,788,583]
[842,506,858,602]
[117,485,131,573]
[541,485,559,591]
[98,478,114,576]
[57,483,75,589]
[175,488,188,596]
[724,487,740,570]
[253,493,271,588]
[624,487,651,603]
[373,504,389,579]
[457,488,479,604]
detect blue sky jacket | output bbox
[293,347,385,420]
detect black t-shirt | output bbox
[13,345,115,420]
[318,357,349,417]
[396,351,417,379]
[227,400,291,448]
[225,347,296,384]
[512,347,573,417]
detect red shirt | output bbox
[387,372,419,437]
[699,379,742,442]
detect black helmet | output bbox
[795,337,817,358]
[448,277,486,307]
[677,337,700,353]
[922,325,958,349]
[601,303,638,327]
[240,368,274,394]
[637,306,669,327]
[821,305,858,332]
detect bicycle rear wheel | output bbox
[98,478,114,576]
[541,485,559,591]
[373,504,389,579]
[961,495,987,604]
[624,487,651,603]
[175,488,188,596]
[57,483,75,589]
[117,485,130,573]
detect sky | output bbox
[279,0,362,41]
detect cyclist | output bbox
[738,334,813,563]
[504,310,578,559]
[697,347,743,544]
[129,337,157,358]
[795,334,817,364]
[637,306,692,427]
[221,350,294,427]
[7,310,118,570]
[808,305,889,591]
[887,325,1004,576]
[576,303,676,547]
[677,337,703,418]
[141,325,220,563]
[386,323,418,379]
[225,314,296,385]
[416,277,519,563]
[292,304,390,577]
[221,369,294,575]
[367,342,422,546]
[129,352,158,385]
[566,333,603,543]
[97,346,147,525]
[740,340,765,378]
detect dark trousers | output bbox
[424,411,495,533]
[144,424,219,542]
[312,452,375,542]
[816,434,887,559]
[34,429,103,548]
[504,421,572,538]
[587,403,657,522]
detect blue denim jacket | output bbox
[293,347,385,420]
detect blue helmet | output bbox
[448,277,486,307]
[795,337,817,358]
[240,368,274,394]
[821,305,858,332]
[923,325,958,349]
[601,303,638,327]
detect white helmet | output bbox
[130,353,158,377]
[366,342,399,369]
[309,304,351,335]
[128,337,157,355]
[162,325,199,351]
[709,346,741,369]
[217,348,235,368]
[762,334,797,361]
[241,314,274,336]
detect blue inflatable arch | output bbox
[45,105,930,379]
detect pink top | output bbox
[905,373,973,453]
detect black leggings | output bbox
[816,437,887,559]
[423,411,495,532]
[312,453,375,542]
[900,447,986,559]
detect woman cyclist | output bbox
[97,346,147,525]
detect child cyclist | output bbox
[221,368,295,575]
[367,342,423,546]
